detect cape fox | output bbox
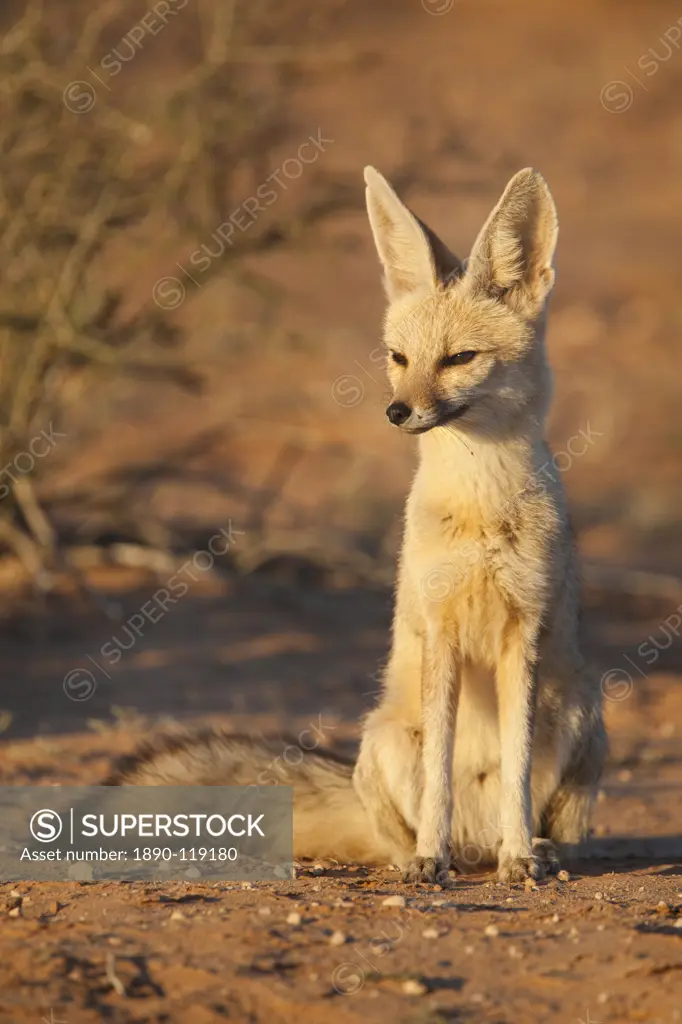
[110,166,608,883]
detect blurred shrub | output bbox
[0,0,347,581]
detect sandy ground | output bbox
[1,569,681,1024]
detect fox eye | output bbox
[391,352,408,366]
[441,350,477,368]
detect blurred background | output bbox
[2,0,682,749]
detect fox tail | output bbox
[106,729,682,870]
[105,730,390,865]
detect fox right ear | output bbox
[364,166,463,301]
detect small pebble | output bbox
[470,993,485,1004]
[8,907,21,919]
[464,945,475,955]
[551,913,560,923]
[382,895,406,908]
[422,927,440,939]
[402,979,427,996]
[286,911,302,926]
[169,910,185,921]
[594,892,604,901]
[656,901,670,913]
[258,907,272,917]
[484,924,499,937]
[597,992,609,1005]
[329,931,346,946]
[557,870,570,882]
[524,877,539,891]
[508,945,524,959]
[673,918,682,930]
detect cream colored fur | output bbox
[353,165,606,883]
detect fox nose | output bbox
[386,401,412,426]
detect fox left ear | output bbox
[467,168,558,318]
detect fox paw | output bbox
[531,838,561,875]
[497,851,546,884]
[403,855,449,885]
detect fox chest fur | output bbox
[398,463,559,670]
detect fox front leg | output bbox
[404,629,460,884]
[494,627,543,883]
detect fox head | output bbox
[364,166,558,438]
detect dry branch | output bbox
[0,0,352,589]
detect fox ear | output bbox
[364,165,463,301]
[467,168,558,318]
